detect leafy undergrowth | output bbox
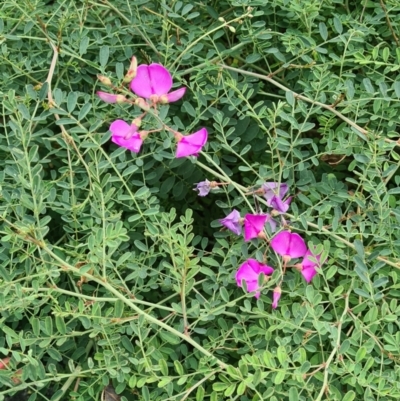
[1,0,400,400]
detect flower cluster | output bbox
[199,181,325,308]
[96,57,207,157]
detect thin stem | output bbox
[170,11,252,69]
[380,0,400,47]
[11,228,228,370]
[219,64,369,139]
[315,287,351,401]
[180,371,218,401]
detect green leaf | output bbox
[274,370,285,385]
[134,240,148,252]
[67,92,78,113]
[343,390,356,401]
[99,45,110,67]
[78,103,92,121]
[355,347,366,363]
[333,16,343,34]
[319,22,328,40]
[196,385,205,401]
[159,359,168,376]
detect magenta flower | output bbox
[130,63,186,103]
[175,128,208,158]
[272,287,282,309]
[235,259,274,299]
[219,209,242,235]
[244,214,271,241]
[299,250,323,282]
[97,91,126,104]
[110,120,143,153]
[270,231,307,260]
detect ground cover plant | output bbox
[1,0,400,400]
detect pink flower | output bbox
[270,231,307,260]
[235,259,274,299]
[244,214,267,241]
[176,128,207,158]
[97,91,126,104]
[130,64,186,103]
[272,287,282,309]
[219,209,242,235]
[299,250,323,283]
[110,120,143,153]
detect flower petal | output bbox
[270,196,291,213]
[130,65,153,98]
[266,214,277,232]
[270,231,291,256]
[263,182,289,204]
[130,64,173,98]
[236,259,274,298]
[111,133,143,153]
[109,120,134,138]
[175,128,208,158]
[97,91,125,104]
[248,258,274,276]
[288,233,307,258]
[148,63,173,95]
[272,288,281,309]
[219,209,241,235]
[235,259,260,286]
[301,267,317,283]
[195,180,211,196]
[244,214,267,241]
[162,87,186,103]
[300,250,322,282]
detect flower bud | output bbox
[139,130,149,140]
[218,17,225,22]
[97,75,112,87]
[132,118,142,127]
[228,26,236,33]
[97,91,126,104]
[134,97,150,111]
[123,56,138,83]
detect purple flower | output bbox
[97,91,126,104]
[130,64,186,103]
[244,214,267,241]
[176,128,208,158]
[272,287,282,309]
[299,250,323,283]
[219,209,242,235]
[262,182,289,204]
[110,120,143,153]
[262,182,292,214]
[269,195,292,214]
[195,180,211,196]
[270,231,307,260]
[235,259,274,299]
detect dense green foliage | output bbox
[1,0,400,400]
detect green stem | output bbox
[16,232,228,370]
